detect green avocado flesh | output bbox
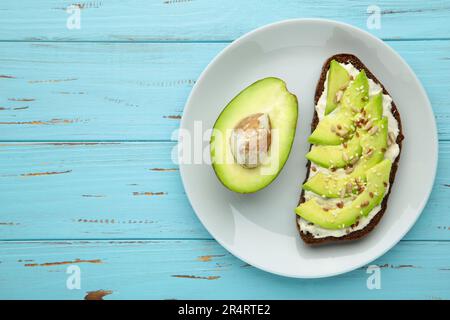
[298,61,393,229]
[306,135,362,169]
[296,159,392,230]
[308,107,355,146]
[210,77,298,193]
[307,108,354,145]
[325,60,351,115]
[308,70,370,146]
[303,117,388,198]
[305,106,388,198]
[364,93,383,120]
[341,70,369,111]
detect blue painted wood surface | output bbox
[0,1,449,299]
[0,240,449,300]
[0,1,449,41]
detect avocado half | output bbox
[210,77,298,193]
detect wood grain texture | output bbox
[0,240,449,299]
[0,42,216,140]
[0,1,449,41]
[0,142,208,239]
[0,40,449,140]
[0,1,448,299]
[0,141,449,241]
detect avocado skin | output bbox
[210,77,298,193]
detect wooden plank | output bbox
[0,42,217,140]
[0,40,449,141]
[0,141,449,241]
[0,142,208,239]
[0,239,449,299]
[0,1,449,41]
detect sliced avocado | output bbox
[296,159,392,229]
[303,150,384,199]
[303,172,352,198]
[360,117,388,151]
[210,77,298,193]
[309,70,369,146]
[363,93,383,120]
[303,117,388,197]
[349,151,384,180]
[306,135,361,169]
[325,60,351,115]
[308,108,354,145]
[351,117,388,177]
[341,70,369,112]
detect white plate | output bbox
[179,19,438,278]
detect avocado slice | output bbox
[296,159,392,229]
[303,172,353,198]
[309,70,369,146]
[360,117,388,151]
[306,135,361,169]
[341,70,369,112]
[308,108,354,145]
[210,77,298,193]
[351,117,388,177]
[303,117,388,198]
[363,93,383,120]
[325,60,351,115]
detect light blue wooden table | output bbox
[0,1,449,300]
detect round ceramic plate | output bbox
[179,19,437,278]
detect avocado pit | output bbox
[229,113,271,168]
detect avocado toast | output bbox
[296,54,404,244]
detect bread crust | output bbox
[297,54,404,245]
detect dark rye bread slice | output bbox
[297,54,404,245]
